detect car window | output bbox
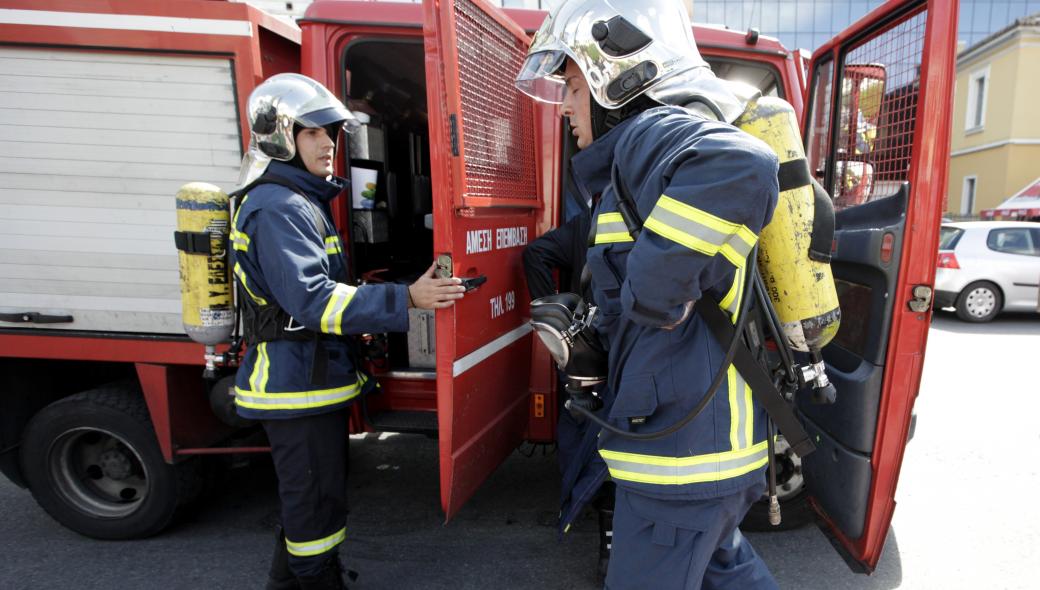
[938,226,963,250]
[986,228,1039,256]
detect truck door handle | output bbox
[0,311,74,324]
[460,275,487,292]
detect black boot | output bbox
[597,507,614,579]
[297,555,358,590]
[266,527,300,590]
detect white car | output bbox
[934,221,1040,322]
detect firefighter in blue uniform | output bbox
[517,1,780,588]
[230,74,465,590]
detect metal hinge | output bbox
[907,285,932,312]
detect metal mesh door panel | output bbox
[453,0,538,206]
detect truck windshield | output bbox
[704,58,782,98]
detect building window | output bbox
[965,66,989,132]
[961,175,977,215]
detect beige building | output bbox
[947,14,1040,217]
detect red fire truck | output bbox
[0,0,956,574]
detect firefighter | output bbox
[522,188,616,576]
[230,73,465,590]
[516,1,779,588]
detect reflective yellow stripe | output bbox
[234,380,363,411]
[644,195,757,268]
[285,528,346,557]
[230,195,250,251]
[743,374,754,449]
[233,262,267,305]
[728,366,739,450]
[319,283,357,335]
[248,343,271,393]
[594,212,634,244]
[259,343,270,392]
[719,266,744,324]
[231,194,249,226]
[324,236,342,255]
[600,440,768,485]
[727,366,752,450]
[230,229,250,252]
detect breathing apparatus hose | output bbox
[564,244,759,441]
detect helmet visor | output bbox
[296,105,360,134]
[515,50,567,104]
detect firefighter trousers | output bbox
[263,409,349,578]
[605,484,777,590]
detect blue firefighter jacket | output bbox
[576,106,779,501]
[229,161,409,420]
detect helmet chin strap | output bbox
[589,94,662,140]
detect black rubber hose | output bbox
[566,247,759,441]
[752,270,798,384]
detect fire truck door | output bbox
[422,0,541,519]
[799,0,956,572]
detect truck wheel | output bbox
[955,281,1002,322]
[741,435,813,532]
[19,382,187,539]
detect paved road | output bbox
[1,313,1038,589]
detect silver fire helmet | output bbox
[515,0,708,110]
[236,73,359,188]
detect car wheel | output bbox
[954,281,1002,323]
[741,435,813,532]
[19,382,199,539]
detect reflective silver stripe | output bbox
[601,442,769,485]
[285,528,346,557]
[734,369,749,449]
[230,229,249,251]
[597,221,629,235]
[599,221,628,235]
[234,382,362,411]
[320,284,356,335]
[647,205,754,260]
[595,212,634,244]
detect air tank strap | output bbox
[174,231,220,255]
[696,299,815,457]
[808,179,835,263]
[774,158,834,263]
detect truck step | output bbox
[365,410,438,435]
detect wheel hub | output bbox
[98,448,134,481]
[965,287,995,317]
[48,427,150,518]
[772,436,804,499]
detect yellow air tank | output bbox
[733,97,841,353]
[174,182,234,350]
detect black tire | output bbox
[955,281,1002,323]
[741,435,813,532]
[19,382,194,539]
